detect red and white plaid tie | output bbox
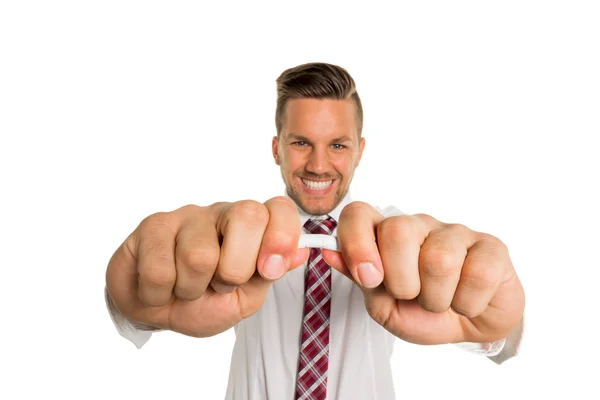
[295,215,338,400]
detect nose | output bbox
[305,145,331,175]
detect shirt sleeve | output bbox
[105,287,162,349]
[376,204,524,364]
[461,316,524,365]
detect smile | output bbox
[301,179,334,191]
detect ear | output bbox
[272,136,280,165]
[355,137,366,167]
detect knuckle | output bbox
[446,223,469,234]
[179,244,220,273]
[229,200,269,225]
[139,237,173,264]
[340,201,371,219]
[138,214,177,245]
[177,203,204,216]
[451,303,482,319]
[482,233,509,253]
[209,201,232,214]
[420,249,458,277]
[378,215,417,241]
[462,266,500,289]
[141,211,173,231]
[217,268,253,286]
[445,223,478,240]
[181,203,201,211]
[266,196,295,208]
[142,265,176,288]
[142,237,168,255]
[414,212,435,222]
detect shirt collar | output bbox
[283,189,353,229]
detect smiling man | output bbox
[106,62,525,400]
[273,94,365,216]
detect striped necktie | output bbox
[294,215,337,400]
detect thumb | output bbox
[237,248,309,306]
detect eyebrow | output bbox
[286,133,353,143]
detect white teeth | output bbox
[302,179,333,190]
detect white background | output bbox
[1,1,598,399]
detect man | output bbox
[105,62,525,399]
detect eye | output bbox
[331,144,346,150]
[293,141,307,147]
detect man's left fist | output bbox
[322,202,525,345]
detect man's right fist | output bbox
[105,196,309,338]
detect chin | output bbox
[298,196,339,216]
[286,183,342,215]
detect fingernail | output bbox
[263,254,285,280]
[211,282,237,294]
[357,262,383,288]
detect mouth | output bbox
[300,178,336,197]
[300,178,335,193]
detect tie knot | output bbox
[303,215,337,235]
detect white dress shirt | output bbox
[106,192,523,399]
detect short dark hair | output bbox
[275,62,363,137]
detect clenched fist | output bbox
[105,197,310,338]
[323,202,525,345]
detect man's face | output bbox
[272,98,365,215]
